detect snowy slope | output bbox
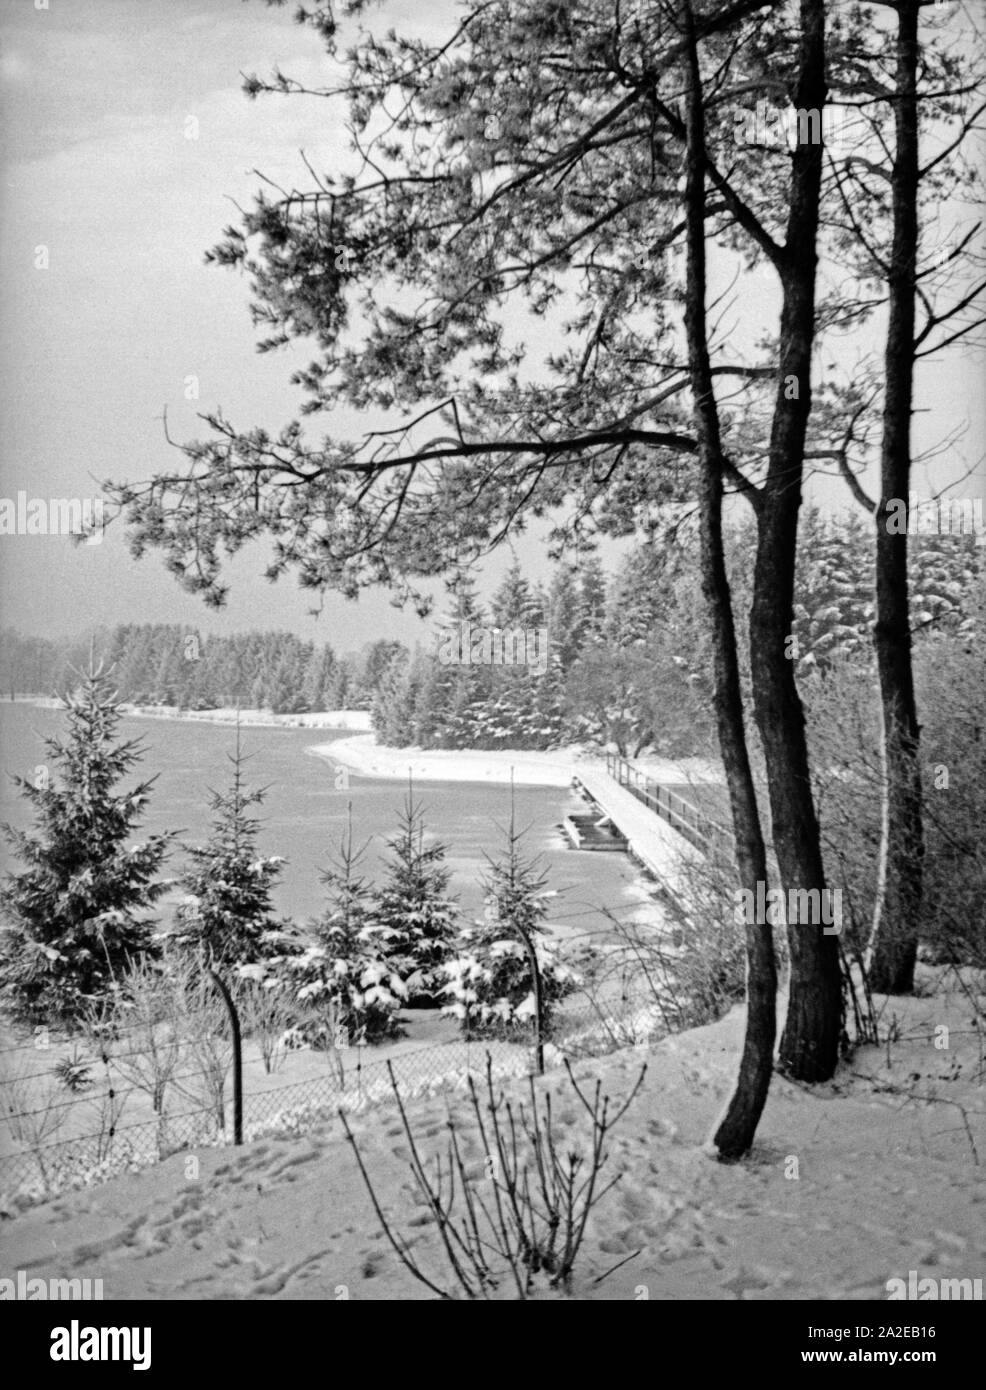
[2,974,983,1301]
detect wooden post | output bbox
[208,963,243,1146]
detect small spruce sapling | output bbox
[442,805,578,1040]
[171,726,286,967]
[376,786,457,1007]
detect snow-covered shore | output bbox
[122,705,373,732]
[6,695,725,786]
[311,732,728,789]
[4,697,372,733]
[309,733,581,786]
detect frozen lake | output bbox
[0,702,655,942]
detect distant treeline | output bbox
[0,625,406,714]
[2,511,979,752]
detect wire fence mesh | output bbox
[0,985,663,1206]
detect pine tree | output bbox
[910,531,981,638]
[578,554,609,645]
[473,559,546,746]
[302,642,338,711]
[418,576,490,745]
[117,627,158,703]
[792,508,873,671]
[490,558,540,629]
[530,652,568,748]
[327,658,351,710]
[371,649,417,746]
[288,809,404,1046]
[446,571,486,626]
[442,811,578,1039]
[606,541,673,647]
[359,639,409,697]
[546,562,585,672]
[250,672,268,711]
[268,651,305,713]
[0,665,174,1027]
[171,730,285,966]
[409,648,446,746]
[375,788,457,1005]
[152,627,190,706]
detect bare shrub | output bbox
[914,638,986,969]
[805,636,986,984]
[0,1052,69,1189]
[571,832,747,1044]
[804,659,883,961]
[340,1055,647,1300]
[85,956,182,1156]
[235,964,296,1075]
[166,953,234,1136]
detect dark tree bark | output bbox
[867,0,924,995]
[749,0,842,1081]
[680,0,776,1159]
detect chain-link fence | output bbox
[0,985,662,1208]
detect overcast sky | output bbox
[0,0,466,647]
[1,0,983,648]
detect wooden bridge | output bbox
[570,753,735,906]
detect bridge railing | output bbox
[605,752,735,862]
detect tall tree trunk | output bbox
[680,0,775,1158]
[750,0,842,1082]
[867,0,924,995]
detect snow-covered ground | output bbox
[310,734,582,786]
[3,971,982,1300]
[313,735,729,788]
[0,1010,475,1169]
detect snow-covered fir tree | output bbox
[578,553,609,645]
[370,648,418,747]
[418,573,490,747]
[375,789,457,1005]
[171,730,286,966]
[791,508,874,670]
[0,664,174,1026]
[909,531,982,639]
[546,563,585,671]
[287,809,404,1046]
[301,642,338,712]
[489,557,543,629]
[442,813,579,1039]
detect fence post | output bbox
[208,963,243,1146]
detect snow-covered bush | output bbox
[442,822,579,1039]
[286,815,404,1045]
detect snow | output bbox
[5,698,373,732]
[311,734,581,786]
[119,706,373,732]
[311,737,729,790]
[3,970,982,1300]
